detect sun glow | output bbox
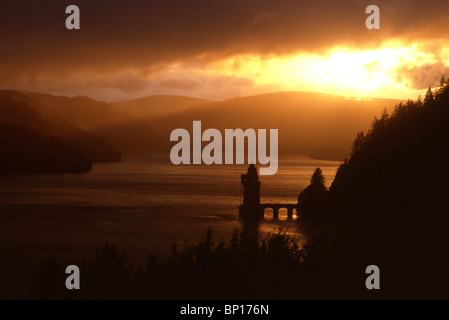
[178,42,444,100]
[141,42,449,101]
[302,46,439,97]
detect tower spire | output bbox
[239,164,262,218]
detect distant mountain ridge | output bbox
[151,91,403,160]
[0,89,404,170]
[113,95,213,121]
[0,90,121,163]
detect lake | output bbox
[0,153,340,298]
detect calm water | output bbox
[0,154,340,298]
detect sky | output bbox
[1,0,449,101]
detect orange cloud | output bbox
[1,0,449,100]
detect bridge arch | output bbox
[263,207,274,221]
[278,207,288,221]
[259,203,297,220]
[293,207,300,220]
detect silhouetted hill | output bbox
[322,78,449,298]
[0,90,403,160]
[19,91,164,153]
[0,122,91,174]
[0,91,121,162]
[113,95,213,120]
[153,92,402,160]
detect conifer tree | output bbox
[310,167,326,189]
[424,86,434,105]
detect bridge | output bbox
[260,203,298,220]
[238,164,299,221]
[239,203,298,220]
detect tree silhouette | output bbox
[436,75,446,96]
[81,242,133,299]
[351,131,366,155]
[310,167,326,190]
[28,257,65,299]
[424,86,434,105]
[297,167,329,222]
[327,75,449,298]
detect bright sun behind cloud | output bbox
[301,45,438,98]
[34,41,449,102]
[173,41,447,100]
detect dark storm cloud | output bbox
[0,0,448,97]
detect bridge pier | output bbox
[287,207,294,219]
[273,208,279,219]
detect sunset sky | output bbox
[1,0,449,101]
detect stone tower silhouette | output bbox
[239,164,263,218]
